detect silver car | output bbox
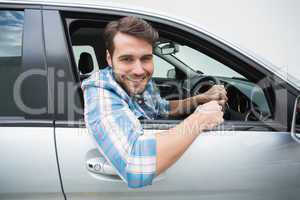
[0,1,299,200]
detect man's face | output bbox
[106,32,154,96]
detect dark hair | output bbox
[103,16,159,55]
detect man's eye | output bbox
[121,57,133,62]
[141,56,153,62]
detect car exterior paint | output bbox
[0,1,299,200]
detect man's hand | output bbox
[156,100,224,176]
[201,85,228,107]
[194,100,224,130]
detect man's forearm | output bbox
[168,94,209,117]
[155,112,207,176]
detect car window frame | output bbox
[55,8,297,132]
[0,7,51,123]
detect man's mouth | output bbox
[121,75,149,95]
[125,75,147,83]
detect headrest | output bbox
[78,52,94,74]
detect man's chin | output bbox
[129,88,145,96]
[127,85,147,96]
[119,78,149,96]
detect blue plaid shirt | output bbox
[81,67,170,188]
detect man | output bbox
[82,16,227,188]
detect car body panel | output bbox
[0,1,300,200]
[0,6,64,200]
[55,126,300,200]
[0,126,64,200]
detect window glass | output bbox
[153,55,175,78]
[0,10,24,118]
[173,45,246,79]
[73,45,99,73]
[155,41,272,122]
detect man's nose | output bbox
[132,60,145,76]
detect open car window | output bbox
[153,40,273,123]
[61,14,285,131]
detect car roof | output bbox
[2,0,300,91]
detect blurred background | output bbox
[101,0,299,81]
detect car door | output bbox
[47,7,300,200]
[0,7,64,200]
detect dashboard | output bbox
[158,75,273,121]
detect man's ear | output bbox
[106,50,112,67]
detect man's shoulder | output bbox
[144,79,158,95]
[81,67,114,88]
[81,67,130,101]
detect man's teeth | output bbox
[126,76,146,82]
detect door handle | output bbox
[86,157,117,175]
[87,157,166,182]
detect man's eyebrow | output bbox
[118,54,153,59]
[118,54,133,59]
[141,54,153,58]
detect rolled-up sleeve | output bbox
[83,80,157,188]
[152,83,170,118]
[156,97,170,118]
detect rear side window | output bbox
[73,45,99,73]
[0,10,24,118]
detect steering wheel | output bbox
[244,106,272,122]
[191,76,220,96]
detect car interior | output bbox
[62,16,281,129]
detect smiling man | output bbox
[107,32,153,96]
[82,16,226,188]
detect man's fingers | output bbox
[218,105,223,111]
[215,84,225,90]
[213,85,227,96]
[204,85,228,104]
[219,92,228,101]
[218,99,226,107]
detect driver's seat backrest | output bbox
[78,52,94,81]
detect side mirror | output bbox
[155,42,179,55]
[291,95,300,143]
[167,68,176,79]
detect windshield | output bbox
[172,45,246,79]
